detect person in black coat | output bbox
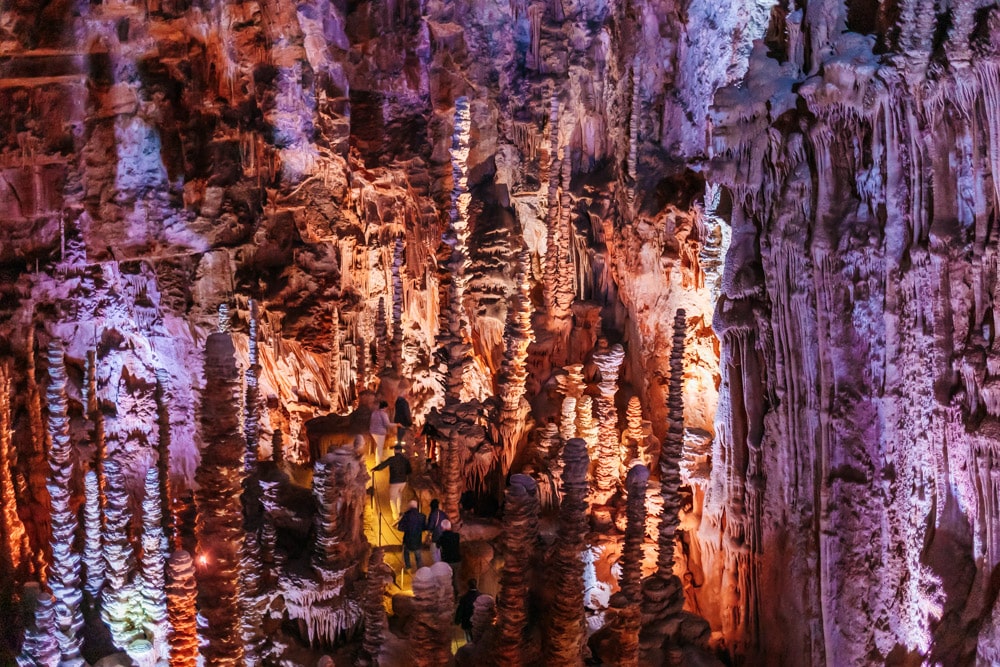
[394,394,413,444]
[455,579,480,642]
[396,500,426,570]
[373,443,412,519]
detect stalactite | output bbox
[410,563,455,667]
[495,473,540,667]
[359,547,393,667]
[44,342,84,666]
[166,551,198,667]
[81,470,104,598]
[139,467,170,663]
[592,344,626,503]
[330,308,344,413]
[194,332,246,667]
[101,457,138,650]
[17,591,60,667]
[527,5,543,70]
[657,310,686,576]
[0,362,28,582]
[545,438,590,667]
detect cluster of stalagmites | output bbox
[10,298,708,667]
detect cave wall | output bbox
[709,0,1000,663]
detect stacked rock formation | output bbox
[166,551,198,667]
[592,344,626,503]
[44,342,84,666]
[545,438,590,666]
[617,464,650,666]
[138,467,170,662]
[193,333,246,666]
[498,249,535,468]
[82,469,104,598]
[17,592,60,667]
[471,594,497,645]
[359,548,393,667]
[410,563,455,667]
[639,310,687,656]
[495,473,541,666]
[100,458,137,649]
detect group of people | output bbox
[369,395,412,465]
[396,499,460,572]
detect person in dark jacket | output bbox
[426,499,447,563]
[455,579,480,641]
[438,519,461,591]
[373,443,412,519]
[396,500,426,570]
[394,394,412,444]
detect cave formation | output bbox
[3,0,1000,665]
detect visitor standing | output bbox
[438,519,461,591]
[426,499,447,563]
[394,393,412,445]
[397,500,426,570]
[373,443,412,520]
[370,400,392,464]
[454,579,480,642]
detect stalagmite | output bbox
[613,464,650,667]
[0,362,28,583]
[591,344,626,503]
[639,310,686,657]
[194,333,246,667]
[241,299,266,663]
[471,594,496,644]
[138,467,170,663]
[621,464,649,603]
[622,397,645,464]
[574,396,598,458]
[495,473,540,666]
[410,563,455,667]
[17,591,60,667]
[83,470,104,600]
[391,236,405,365]
[442,424,463,530]
[545,438,590,666]
[166,551,198,667]
[44,342,84,666]
[498,249,535,469]
[657,310,686,577]
[559,396,577,441]
[101,457,138,650]
[359,548,393,667]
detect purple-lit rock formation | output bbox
[9,0,1000,664]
